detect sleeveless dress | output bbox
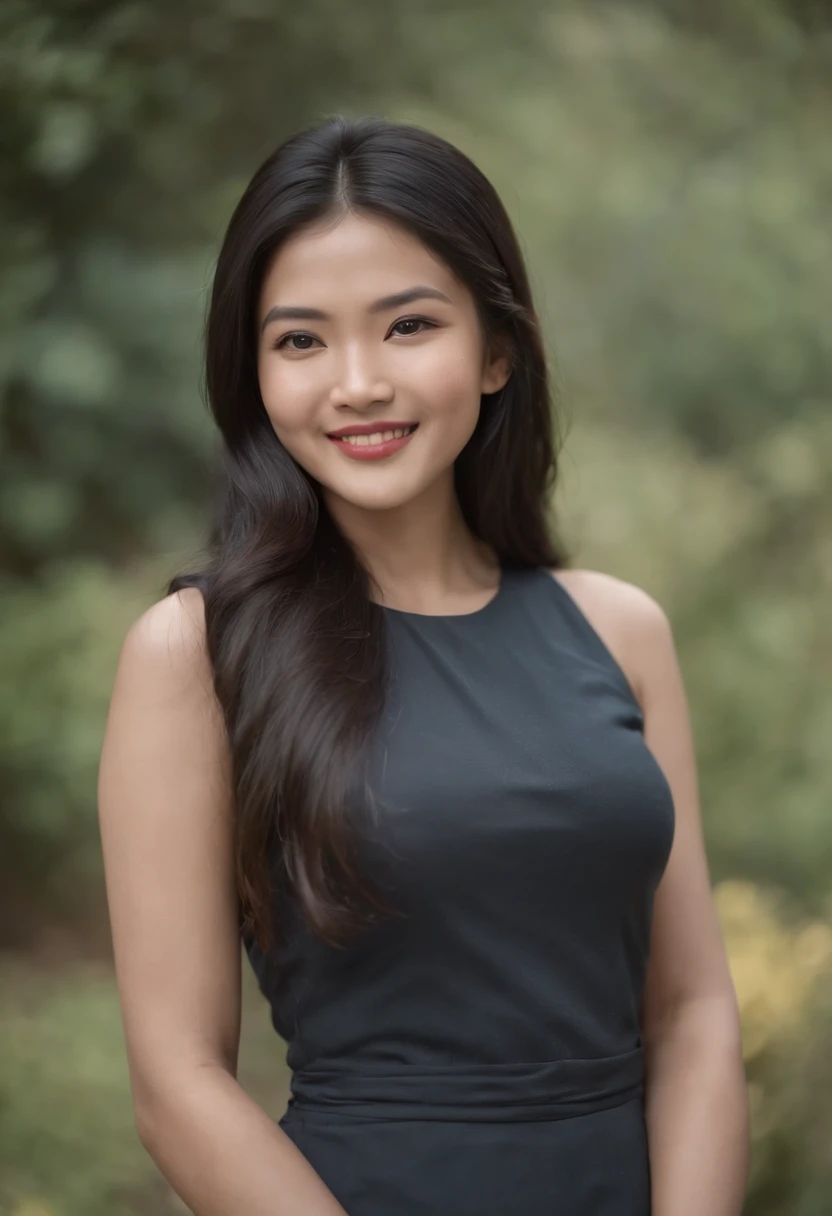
[242,565,676,1214]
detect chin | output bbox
[338,487,420,513]
[323,475,425,514]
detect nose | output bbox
[329,343,394,410]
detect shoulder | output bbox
[544,567,672,707]
[100,586,231,868]
[546,567,669,633]
[126,585,207,657]
[108,586,219,730]
[119,586,210,683]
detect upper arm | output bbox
[620,583,740,1035]
[97,587,242,1136]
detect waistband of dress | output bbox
[288,1044,644,1123]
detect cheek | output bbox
[258,359,317,437]
[411,341,483,420]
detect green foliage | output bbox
[0,559,156,944]
[408,1,832,455]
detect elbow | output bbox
[131,1059,234,1153]
[643,991,746,1075]
[130,1071,180,1152]
[133,1092,165,1153]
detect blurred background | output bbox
[2,0,831,1212]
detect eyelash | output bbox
[272,316,437,352]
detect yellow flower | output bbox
[714,880,832,1061]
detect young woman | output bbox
[98,115,749,1215]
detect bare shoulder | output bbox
[121,585,211,683]
[111,585,224,736]
[546,567,668,629]
[544,567,671,707]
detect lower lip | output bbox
[327,427,418,460]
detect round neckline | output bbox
[378,567,508,621]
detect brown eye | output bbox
[390,318,435,337]
[274,332,318,351]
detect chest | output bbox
[356,624,676,912]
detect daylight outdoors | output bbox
[1,1,831,1212]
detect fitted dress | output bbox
[242,564,676,1214]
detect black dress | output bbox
[243,565,676,1214]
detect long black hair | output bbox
[168,114,572,955]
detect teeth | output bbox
[339,427,413,446]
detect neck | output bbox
[322,474,499,611]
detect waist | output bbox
[288,1044,644,1123]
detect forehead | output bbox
[258,212,460,308]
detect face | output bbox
[255,211,511,515]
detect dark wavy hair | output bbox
[168,114,572,955]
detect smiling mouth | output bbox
[328,424,418,447]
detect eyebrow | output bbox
[260,285,453,333]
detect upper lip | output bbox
[326,421,418,438]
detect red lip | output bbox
[327,424,418,461]
[326,421,418,438]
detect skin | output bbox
[256,210,512,613]
[98,210,748,1214]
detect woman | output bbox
[98,115,749,1215]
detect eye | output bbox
[271,316,436,352]
[273,331,320,352]
[389,316,436,337]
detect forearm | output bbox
[643,997,750,1216]
[137,1064,348,1216]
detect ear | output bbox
[480,343,513,395]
